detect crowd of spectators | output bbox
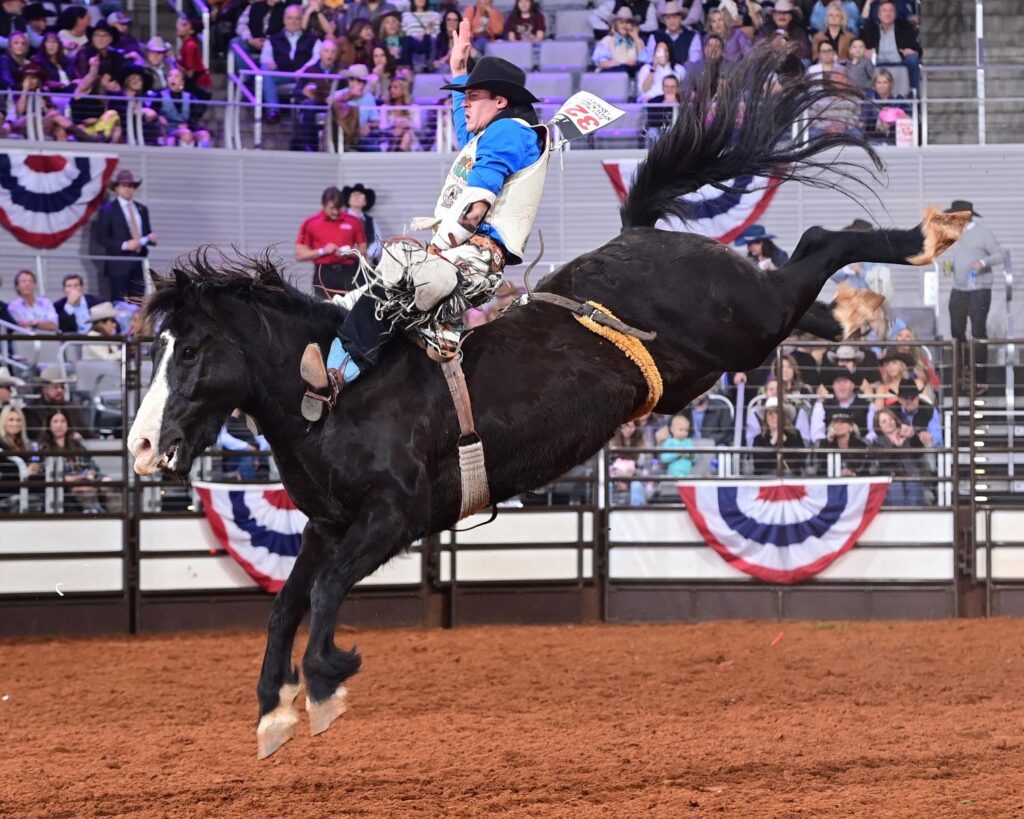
[0,0,213,145]
[0,0,924,149]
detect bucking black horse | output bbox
[127,49,969,759]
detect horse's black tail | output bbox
[620,46,883,230]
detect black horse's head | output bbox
[128,252,332,477]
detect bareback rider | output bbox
[299,19,550,422]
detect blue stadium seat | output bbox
[538,40,590,72]
[554,9,593,41]
[527,72,576,103]
[486,40,535,70]
[579,72,631,103]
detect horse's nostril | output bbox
[131,437,153,458]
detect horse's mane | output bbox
[143,248,342,326]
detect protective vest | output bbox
[433,119,551,264]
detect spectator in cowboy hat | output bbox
[21,2,49,49]
[735,224,789,270]
[939,199,1005,392]
[343,183,381,261]
[82,302,122,361]
[751,396,806,476]
[93,169,157,302]
[592,7,649,77]
[646,1,702,70]
[761,0,810,63]
[0,366,26,409]
[142,35,177,91]
[819,408,870,477]
[589,0,658,40]
[891,377,942,447]
[815,366,875,441]
[332,63,379,146]
[73,21,127,81]
[22,365,92,438]
[827,343,878,385]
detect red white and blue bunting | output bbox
[602,159,781,244]
[194,482,305,593]
[677,478,890,584]
[0,152,118,249]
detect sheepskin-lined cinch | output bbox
[572,301,663,421]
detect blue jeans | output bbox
[885,480,925,507]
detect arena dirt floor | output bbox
[2,619,1024,818]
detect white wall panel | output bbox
[140,555,257,590]
[0,558,122,593]
[140,517,221,552]
[0,519,122,554]
[609,545,952,581]
[440,547,590,581]
[444,511,588,545]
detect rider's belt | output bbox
[468,233,506,273]
[571,300,663,421]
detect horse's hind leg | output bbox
[783,208,972,338]
[302,507,410,737]
[255,523,327,760]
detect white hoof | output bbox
[306,686,348,737]
[256,682,301,760]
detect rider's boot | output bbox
[299,338,362,423]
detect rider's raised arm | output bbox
[450,79,470,148]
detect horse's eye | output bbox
[182,346,198,361]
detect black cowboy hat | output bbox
[879,347,914,367]
[342,183,375,211]
[23,2,50,22]
[16,63,46,83]
[890,378,923,399]
[120,62,153,93]
[945,199,980,217]
[89,21,117,37]
[440,56,539,106]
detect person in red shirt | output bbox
[175,16,212,95]
[295,186,368,297]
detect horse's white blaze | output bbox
[129,331,175,475]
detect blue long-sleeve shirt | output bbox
[449,73,542,249]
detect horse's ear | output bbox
[174,268,199,304]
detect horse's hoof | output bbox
[907,206,971,265]
[832,283,885,340]
[306,686,348,736]
[256,682,302,760]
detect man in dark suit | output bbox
[93,169,157,301]
[53,274,103,334]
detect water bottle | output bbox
[968,266,977,290]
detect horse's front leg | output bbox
[302,504,412,737]
[255,523,328,759]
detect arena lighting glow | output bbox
[976,484,990,491]
[976,496,989,503]
[976,441,986,447]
